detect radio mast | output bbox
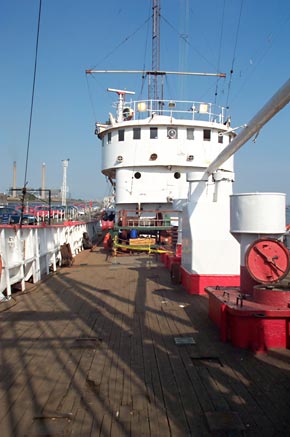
[150,0,161,106]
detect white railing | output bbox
[0,221,98,301]
[121,99,226,123]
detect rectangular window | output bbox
[218,133,223,144]
[203,129,211,141]
[108,132,111,144]
[118,129,125,142]
[150,127,158,139]
[187,128,194,140]
[133,127,141,140]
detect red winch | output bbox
[206,237,290,353]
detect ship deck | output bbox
[1,248,290,436]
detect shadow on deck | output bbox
[0,248,290,436]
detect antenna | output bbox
[85,0,226,100]
[107,88,135,123]
[107,88,135,95]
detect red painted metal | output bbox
[246,238,290,284]
[175,243,182,257]
[240,265,259,294]
[206,286,290,352]
[180,266,240,295]
[253,286,290,307]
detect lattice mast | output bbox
[151,0,161,106]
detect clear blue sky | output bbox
[1,0,290,201]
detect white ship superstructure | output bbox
[96,91,234,233]
[89,0,241,292]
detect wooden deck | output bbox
[1,248,290,436]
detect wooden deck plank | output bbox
[1,248,290,436]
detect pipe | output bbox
[207,77,290,175]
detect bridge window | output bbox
[218,133,223,144]
[118,129,125,141]
[187,128,194,140]
[203,129,211,141]
[107,132,111,144]
[150,127,158,139]
[133,127,141,140]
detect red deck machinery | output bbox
[206,193,290,353]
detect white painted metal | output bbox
[230,193,286,235]
[182,171,240,275]
[115,167,188,204]
[181,78,290,285]
[230,193,286,271]
[61,159,69,206]
[0,222,97,300]
[86,69,226,78]
[99,108,232,216]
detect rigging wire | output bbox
[160,14,217,71]
[224,0,244,113]
[87,9,152,115]
[22,0,42,216]
[85,74,97,124]
[89,16,151,71]
[230,11,290,105]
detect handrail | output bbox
[118,99,225,123]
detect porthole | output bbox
[174,172,181,179]
[134,172,141,179]
[150,153,158,160]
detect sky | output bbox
[0,0,290,202]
